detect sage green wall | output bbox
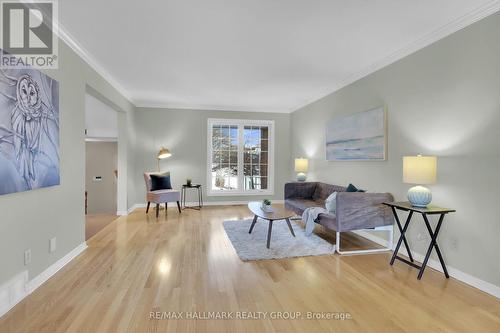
[133,108,291,205]
[0,41,136,284]
[291,12,500,286]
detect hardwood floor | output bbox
[85,213,119,240]
[1,205,499,332]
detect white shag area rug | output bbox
[223,218,335,261]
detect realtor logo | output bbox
[0,0,58,68]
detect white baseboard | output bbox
[128,200,285,213]
[354,229,392,248]
[117,205,139,215]
[2,228,497,321]
[0,271,28,318]
[127,205,138,214]
[27,242,88,294]
[354,230,500,299]
[0,242,87,319]
[127,203,142,214]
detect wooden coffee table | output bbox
[247,202,296,249]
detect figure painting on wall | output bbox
[0,60,60,195]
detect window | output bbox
[207,119,274,196]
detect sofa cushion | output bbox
[284,181,393,234]
[285,182,317,199]
[147,189,180,203]
[285,198,323,215]
[312,183,346,201]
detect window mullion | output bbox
[237,124,244,191]
[207,118,273,196]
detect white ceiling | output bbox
[60,0,500,113]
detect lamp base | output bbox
[296,172,307,182]
[407,185,432,207]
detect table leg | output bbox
[267,220,273,249]
[200,187,203,207]
[249,215,258,234]
[418,214,448,279]
[390,209,414,265]
[198,187,202,208]
[182,187,203,210]
[182,188,185,209]
[285,218,295,237]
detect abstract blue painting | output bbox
[326,107,386,161]
[0,65,59,195]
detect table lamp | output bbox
[157,147,172,171]
[295,158,308,182]
[403,155,437,207]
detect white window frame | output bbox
[207,118,275,196]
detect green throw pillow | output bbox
[346,183,365,192]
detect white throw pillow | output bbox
[325,192,337,214]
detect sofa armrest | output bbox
[284,182,317,199]
[335,192,394,232]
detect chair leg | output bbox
[177,201,181,213]
[165,202,168,215]
[146,202,150,213]
[155,204,159,218]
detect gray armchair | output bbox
[144,172,181,218]
[285,182,394,254]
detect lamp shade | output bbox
[157,147,172,159]
[403,155,437,185]
[295,158,308,173]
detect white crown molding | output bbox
[56,18,291,113]
[134,102,291,114]
[54,22,135,105]
[292,0,500,113]
[54,1,500,113]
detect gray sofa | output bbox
[284,182,394,254]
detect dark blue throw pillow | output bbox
[346,183,365,193]
[150,173,172,191]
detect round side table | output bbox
[181,184,203,210]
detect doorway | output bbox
[85,141,118,239]
[84,92,119,240]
